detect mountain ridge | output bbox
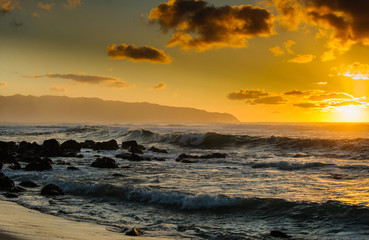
[0,95,239,123]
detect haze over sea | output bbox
[1,122,369,239]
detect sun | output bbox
[335,105,365,122]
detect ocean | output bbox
[1,122,369,239]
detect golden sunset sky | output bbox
[1,0,369,122]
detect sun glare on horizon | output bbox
[335,105,367,122]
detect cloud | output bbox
[274,0,369,60]
[284,90,316,96]
[38,2,55,10]
[315,82,327,85]
[152,82,166,90]
[227,89,270,100]
[308,92,354,101]
[50,84,68,93]
[149,0,275,51]
[288,54,315,63]
[32,12,40,18]
[0,0,19,14]
[0,82,8,88]
[108,44,172,64]
[269,46,285,56]
[330,100,366,107]
[63,0,81,9]
[283,40,296,54]
[335,62,369,80]
[248,96,286,105]
[28,73,131,89]
[293,102,322,108]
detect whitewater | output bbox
[1,122,369,239]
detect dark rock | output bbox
[112,173,125,177]
[9,161,22,170]
[43,139,62,157]
[202,153,227,159]
[125,228,143,236]
[91,157,119,168]
[148,146,168,154]
[128,146,143,154]
[18,141,43,155]
[115,153,131,159]
[60,140,81,152]
[56,160,70,165]
[152,157,166,161]
[0,162,2,170]
[0,141,16,152]
[270,230,290,238]
[0,176,15,190]
[58,210,68,214]
[94,140,119,150]
[121,140,138,149]
[4,192,18,198]
[180,159,197,163]
[128,153,144,161]
[41,184,64,196]
[80,140,96,149]
[19,181,38,188]
[24,158,52,171]
[62,151,78,157]
[67,166,79,171]
[77,154,84,158]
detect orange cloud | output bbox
[283,40,296,54]
[293,102,322,108]
[38,2,55,11]
[0,82,8,88]
[149,0,275,51]
[269,46,285,56]
[288,54,315,63]
[227,89,270,100]
[0,0,19,14]
[108,44,172,64]
[335,62,369,80]
[63,0,81,9]
[284,90,317,96]
[274,0,369,60]
[308,92,354,101]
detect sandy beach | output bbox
[0,200,176,240]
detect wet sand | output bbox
[0,200,176,240]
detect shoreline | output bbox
[0,200,176,240]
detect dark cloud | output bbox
[152,82,166,90]
[293,102,322,108]
[29,73,131,89]
[108,44,172,64]
[227,89,270,100]
[274,0,369,60]
[249,96,286,105]
[149,0,275,50]
[284,90,313,96]
[308,92,354,101]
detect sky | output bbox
[1,0,369,122]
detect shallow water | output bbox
[1,123,369,239]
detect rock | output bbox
[67,166,79,171]
[94,140,119,150]
[4,192,18,198]
[0,141,16,152]
[18,141,43,155]
[41,184,64,196]
[115,153,131,159]
[24,158,52,171]
[43,139,62,157]
[91,157,119,168]
[60,140,81,152]
[19,181,38,188]
[121,140,138,149]
[152,157,166,161]
[0,176,15,190]
[56,160,70,165]
[112,173,125,177]
[180,159,197,163]
[9,161,22,170]
[270,230,291,238]
[148,146,168,154]
[125,228,143,236]
[128,153,144,161]
[128,146,144,154]
[80,140,96,149]
[204,153,227,159]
